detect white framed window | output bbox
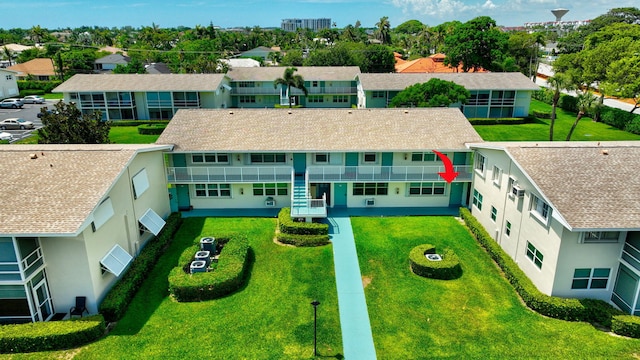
[239,95,256,103]
[6,75,12,81]
[472,189,483,211]
[410,152,441,162]
[526,241,543,269]
[191,153,229,164]
[100,244,133,277]
[507,176,516,198]
[132,169,150,199]
[314,153,330,164]
[581,231,621,244]
[308,95,324,103]
[362,152,377,164]
[490,206,498,222]
[408,182,446,196]
[571,268,610,289]
[138,208,166,236]
[505,221,512,237]
[250,153,286,163]
[195,184,231,197]
[492,165,502,187]
[332,95,348,103]
[530,194,551,224]
[253,183,288,196]
[372,91,385,98]
[353,183,388,196]
[474,153,486,176]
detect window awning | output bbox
[138,208,166,236]
[132,169,149,199]
[100,244,133,277]
[92,197,114,230]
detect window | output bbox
[526,242,543,269]
[472,189,483,210]
[333,95,348,103]
[531,195,551,222]
[191,153,229,164]
[138,208,166,236]
[308,95,324,103]
[100,244,133,277]
[491,206,498,222]
[571,268,610,289]
[6,75,13,81]
[505,221,512,236]
[239,95,256,103]
[372,91,385,98]
[132,169,150,199]
[314,153,329,163]
[411,152,440,162]
[408,182,446,195]
[582,231,621,244]
[253,183,288,196]
[492,166,502,187]
[195,184,231,197]
[474,153,486,175]
[353,183,388,196]
[238,81,255,88]
[363,153,377,163]
[250,153,286,163]
[92,198,114,231]
[507,177,515,198]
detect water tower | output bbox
[551,8,569,22]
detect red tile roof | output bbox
[395,54,487,73]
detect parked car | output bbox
[21,95,45,104]
[0,131,13,141]
[0,118,34,130]
[0,98,24,109]
[37,109,59,118]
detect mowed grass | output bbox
[352,216,640,359]
[13,126,159,145]
[474,99,640,141]
[7,217,342,359]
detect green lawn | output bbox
[13,127,159,145]
[474,100,640,141]
[351,216,640,359]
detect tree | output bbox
[273,67,308,108]
[38,102,111,144]
[375,16,391,44]
[281,49,303,66]
[29,25,47,44]
[389,78,470,108]
[566,91,596,141]
[113,57,146,74]
[547,74,574,141]
[2,46,13,67]
[602,55,640,113]
[443,16,508,72]
[395,20,425,35]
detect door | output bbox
[612,264,640,315]
[315,183,331,206]
[293,153,306,177]
[449,183,464,206]
[334,183,347,207]
[177,185,191,211]
[32,276,53,321]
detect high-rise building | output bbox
[281,18,331,32]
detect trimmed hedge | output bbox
[409,244,462,280]
[459,208,628,326]
[611,315,640,338]
[17,80,62,94]
[110,120,169,127]
[532,110,551,119]
[137,123,166,135]
[99,213,182,322]
[0,315,105,353]
[276,232,330,247]
[278,208,329,236]
[169,235,249,302]
[467,117,531,125]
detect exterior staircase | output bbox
[290,173,327,219]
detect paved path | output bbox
[327,214,377,360]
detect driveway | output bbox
[0,100,56,142]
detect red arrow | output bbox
[432,150,459,183]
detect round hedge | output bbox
[409,244,462,280]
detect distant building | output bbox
[7,58,56,81]
[281,18,331,32]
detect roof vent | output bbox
[348,110,352,114]
[29,153,38,159]
[228,111,233,115]
[288,110,292,114]
[403,110,409,114]
[601,149,609,155]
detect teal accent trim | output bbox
[334,183,347,207]
[176,185,190,211]
[381,152,393,166]
[453,152,468,165]
[173,153,186,167]
[345,153,358,166]
[293,153,306,175]
[449,183,464,206]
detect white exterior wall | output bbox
[343,181,452,208]
[514,91,533,117]
[190,183,292,209]
[0,70,19,99]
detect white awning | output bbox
[100,244,133,277]
[138,208,166,236]
[132,168,149,199]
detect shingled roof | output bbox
[472,142,640,230]
[53,74,228,92]
[358,72,540,91]
[0,144,170,235]
[227,66,361,82]
[156,108,483,152]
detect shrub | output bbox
[110,120,169,127]
[532,88,553,104]
[532,110,551,119]
[99,213,182,322]
[278,208,328,236]
[169,235,250,302]
[276,232,330,247]
[18,89,45,97]
[600,106,636,130]
[611,315,640,338]
[17,80,62,94]
[409,244,462,280]
[137,123,166,135]
[0,315,105,353]
[467,118,530,125]
[624,116,640,135]
[459,208,621,324]
[558,94,578,113]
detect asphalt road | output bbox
[0,100,58,142]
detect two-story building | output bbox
[155,108,483,220]
[53,74,232,121]
[0,69,19,100]
[468,141,640,315]
[0,144,171,323]
[357,72,540,118]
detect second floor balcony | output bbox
[232,86,357,96]
[307,165,473,182]
[167,166,292,183]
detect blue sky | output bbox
[2,0,637,29]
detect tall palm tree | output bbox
[375,16,391,44]
[547,73,574,141]
[274,67,308,108]
[566,91,596,141]
[2,46,13,67]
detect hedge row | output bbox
[459,208,627,328]
[409,244,462,280]
[0,315,105,353]
[17,80,62,94]
[611,315,640,338]
[276,233,331,247]
[109,120,169,127]
[137,124,166,135]
[278,208,329,236]
[168,235,249,302]
[467,117,532,125]
[99,213,183,322]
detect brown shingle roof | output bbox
[7,58,55,76]
[358,72,540,91]
[0,144,169,235]
[227,66,361,81]
[53,74,228,92]
[156,108,483,152]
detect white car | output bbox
[21,95,45,104]
[0,132,13,141]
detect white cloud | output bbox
[482,0,496,9]
[390,0,475,17]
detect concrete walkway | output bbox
[327,214,377,360]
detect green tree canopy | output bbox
[38,101,111,144]
[395,20,425,34]
[113,57,146,74]
[273,67,308,108]
[443,16,508,72]
[389,78,470,108]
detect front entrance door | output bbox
[334,183,347,207]
[177,185,191,211]
[293,153,306,177]
[313,183,331,206]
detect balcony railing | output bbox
[307,165,473,182]
[167,166,292,183]
[232,86,357,95]
[291,193,327,217]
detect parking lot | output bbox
[0,100,56,142]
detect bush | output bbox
[278,208,329,236]
[532,110,551,119]
[169,235,250,302]
[558,94,578,113]
[110,120,169,127]
[137,123,166,135]
[532,88,553,104]
[0,315,105,353]
[467,118,530,125]
[18,89,45,97]
[99,213,182,322]
[459,207,621,324]
[276,232,330,247]
[409,244,462,280]
[17,80,62,94]
[611,315,640,338]
[599,106,635,130]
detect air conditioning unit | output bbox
[512,185,525,197]
[265,197,276,207]
[365,198,375,206]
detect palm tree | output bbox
[274,67,308,108]
[565,91,596,141]
[547,74,574,141]
[375,16,391,44]
[2,46,13,67]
